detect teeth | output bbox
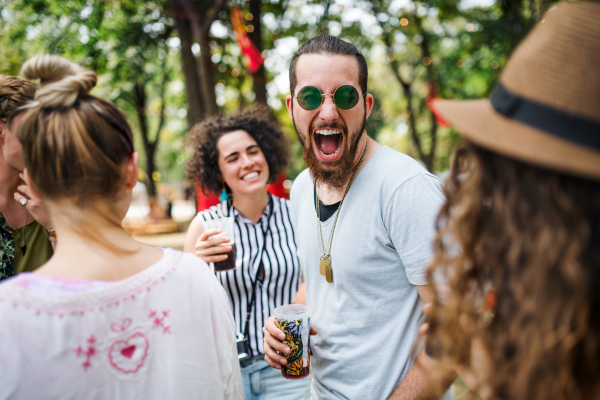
[243,172,259,181]
[315,129,341,135]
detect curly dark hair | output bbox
[426,142,600,400]
[187,108,289,196]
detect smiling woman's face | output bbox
[217,129,269,197]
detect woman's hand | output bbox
[14,173,53,230]
[194,229,232,264]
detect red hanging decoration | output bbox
[231,7,264,73]
[425,80,450,127]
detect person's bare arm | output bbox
[184,216,204,253]
[386,285,457,400]
[292,281,306,304]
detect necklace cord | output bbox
[316,136,369,259]
[0,200,28,247]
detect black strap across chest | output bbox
[238,194,274,340]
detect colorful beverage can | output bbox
[274,304,310,379]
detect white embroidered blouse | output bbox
[0,248,244,400]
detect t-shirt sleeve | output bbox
[289,170,308,230]
[385,174,445,286]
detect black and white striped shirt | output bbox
[198,195,302,356]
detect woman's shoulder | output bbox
[196,201,228,221]
[156,250,226,295]
[170,250,215,281]
[0,248,222,314]
[271,195,291,213]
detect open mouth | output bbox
[314,129,343,159]
[242,171,260,181]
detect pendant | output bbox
[19,240,24,248]
[325,264,332,283]
[320,257,330,276]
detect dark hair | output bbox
[0,75,36,129]
[18,55,134,211]
[289,34,368,96]
[187,108,288,196]
[426,142,600,400]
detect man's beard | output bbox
[292,106,367,190]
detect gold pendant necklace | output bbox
[316,137,368,283]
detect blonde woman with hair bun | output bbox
[0,55,243,399]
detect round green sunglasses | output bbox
[295,85,366,111]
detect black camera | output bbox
[236,333,252,366]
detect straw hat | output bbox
[434,1,600,180]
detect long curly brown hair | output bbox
[426,142,600,400]
[186,108,288,196]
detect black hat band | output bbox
[491,83,600,151]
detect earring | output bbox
[219,184,228,202]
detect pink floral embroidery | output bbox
[110,318,132,333]
[108,332,149,373]
[74,335,97,371]
[149,309,171,334]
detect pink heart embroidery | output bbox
[109,332,149,373]
[121,345,136,359]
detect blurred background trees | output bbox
[0,0,562,192]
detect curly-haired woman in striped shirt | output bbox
[184,110,309,400]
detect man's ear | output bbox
[0,120,5,145]
[125,152,139,190]
[286,95,293,120]
[364,94,374,120]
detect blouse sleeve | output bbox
[210,283,245,399]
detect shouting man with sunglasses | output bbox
[263,35,454,399]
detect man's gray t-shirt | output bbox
[290,146,447,400]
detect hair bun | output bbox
[20,55,97,108]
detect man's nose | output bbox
[317,96,339,122]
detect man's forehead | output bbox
[294,53,360,91]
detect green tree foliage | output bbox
[367,0,557,171]
[0,0,190,195]
[0,0,566,191]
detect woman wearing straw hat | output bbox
[422,2,600,400]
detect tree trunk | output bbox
[414,15,438,171]
[196,24,219,116]
[133,82,157,197]
[144,142,157,198]
[248,0,267,103]
[381,32,426,163]
[172,5,205,127]
[170,0,223,122]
